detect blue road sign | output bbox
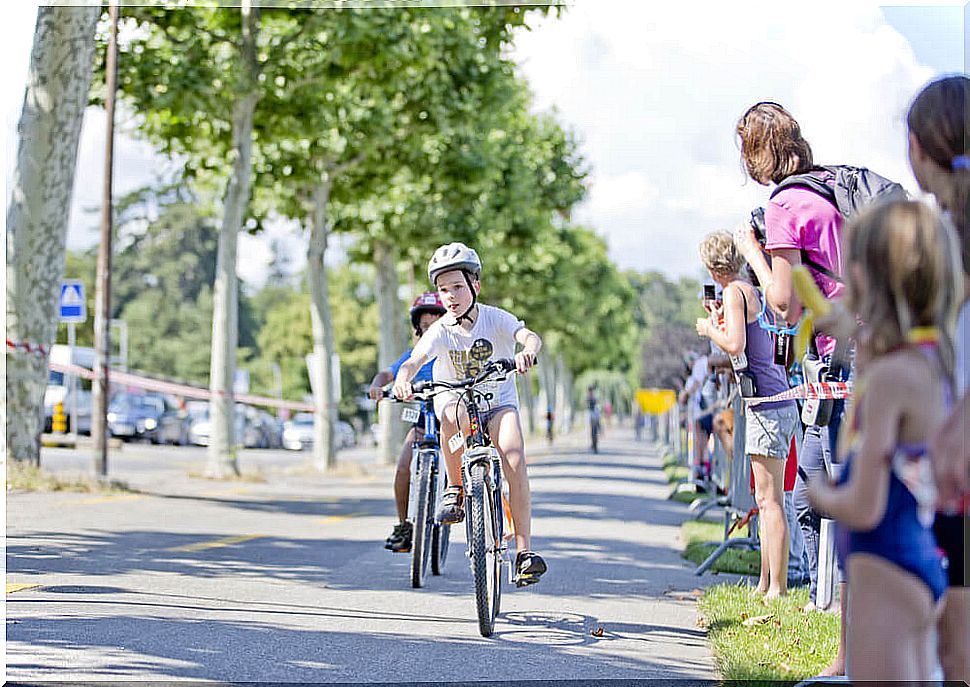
[59,281,86,323]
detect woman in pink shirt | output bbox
[732,101,847,677]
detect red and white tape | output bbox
[46,360,314,412]
[6,338,49,357]
[745,381,853,407]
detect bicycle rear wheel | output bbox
[469,462,501,637]
[410,460,433,588]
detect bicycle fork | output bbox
[461,446,511,576]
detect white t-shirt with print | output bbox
[412,304,525,418]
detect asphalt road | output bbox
[7,426,721,683]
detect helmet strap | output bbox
[455,271,478,325]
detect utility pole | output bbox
[92,0,119,476]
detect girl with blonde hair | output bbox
[696,230,800,598]
[809,200,963,681]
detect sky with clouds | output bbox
[4,1,966,288]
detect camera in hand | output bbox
[749,207,767,245]
[703,284,717,302]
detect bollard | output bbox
[52,402,67,434]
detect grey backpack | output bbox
[770,165,908,281]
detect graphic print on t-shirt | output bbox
[449,337,494,377]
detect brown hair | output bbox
[736,102,814,185]
[907,75,970,274]
[699,231,746,278]
[843,200,963,376]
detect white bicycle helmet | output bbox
[427,242,482,285]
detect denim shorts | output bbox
[746,403,799,459]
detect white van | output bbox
[44,344,98,434]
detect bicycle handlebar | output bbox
[377,358,518,402]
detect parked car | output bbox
[237,405,282,449]
[186,402,212,447]
[188,402,253,447]
[282,414,357,451]
[282,412,314,451]
[107,393,187,444]
[255,409,284,449]
[44,370,92,434]
[336,420,357,450]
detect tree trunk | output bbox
[374,241,407,465]
[206,3,259,478]
[5,5,100,465]
[536,349,556,436]
[307,181,337,471]
[517,371,535,435]
[555,354,572,433]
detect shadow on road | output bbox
[7,610,707,682]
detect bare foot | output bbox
[764,588,787,600]
[803,600,816,613]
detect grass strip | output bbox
[681,519,760,576]
[698,583,839,681]
[6,460,130,493]
[662,454,691,484]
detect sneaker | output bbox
[514,550,547,587]
[437,486,465,525]
[384,521,412,552]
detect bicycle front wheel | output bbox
[468,462,501,637]
[410,460,433,588]
[431,521,450,575]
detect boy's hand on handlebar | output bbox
[392,379,413,401]
[367,384,384,401]
[515,351,537,375]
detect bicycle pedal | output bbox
[514,574,540,588]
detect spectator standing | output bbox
[732,101,849,672]
[696,231,800,598]
[907,74,970,682]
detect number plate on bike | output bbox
[401,406,420,424]
[448,431,464,453]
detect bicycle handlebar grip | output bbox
[412,380,433,395]
[792,265,831,317]
[494,358,516,372]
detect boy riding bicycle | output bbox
[392,243,547,586]
[369,292,446,553]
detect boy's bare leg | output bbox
[393,428,416,521]
[489,408,532,553]
[438,406,467,489]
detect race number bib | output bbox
[401,406,420,424]
[447,431,464,453]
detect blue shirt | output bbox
[390,349,435,383]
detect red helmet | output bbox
[410,291,445,331]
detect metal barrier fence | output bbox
[657,367,839,601]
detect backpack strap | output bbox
[769,168,844,284]
[769,166,837,207]
[800,253,842,283]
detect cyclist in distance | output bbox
[369,292,446,553]
[392,243,547,586]
[587,386,601,453]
